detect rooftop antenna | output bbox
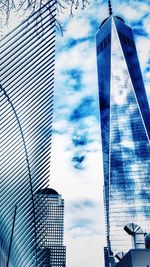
[108,0,113,16]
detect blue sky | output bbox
[1,1,150,266]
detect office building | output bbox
[37,188,66,267]
[0,1,56,266]
[96,2,150,264]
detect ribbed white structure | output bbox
[0,2,56,266]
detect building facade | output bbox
[37,188,66,267]
[0,1,56,266]
[96,15,150,262]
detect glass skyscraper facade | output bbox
[0,1,56,266]
[96,15,150,262]
[37,188,66,267]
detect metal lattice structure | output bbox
[0,1,56,266]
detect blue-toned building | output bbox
[0,1,56,266]
[96,13,150,264]
[37,188,66,267]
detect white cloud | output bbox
[143,14,150,35]
[116,1,149,22]
[50,132,103,198]
[65,234,105,267]
[50,122,105,266]
[136,37,150,71]
[55,40,92,72]
[118,6,140,21]
[66,17,91,39]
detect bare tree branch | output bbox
[0,0,90,27]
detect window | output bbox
[97,34,111,54]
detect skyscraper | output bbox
[37,188,66,267]
[0,1,56,266]
[96,4,150,265]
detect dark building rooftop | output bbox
[100,16,125,28]
[38,188,59,195]
[115,249,150,267]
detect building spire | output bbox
[108,0,113,16]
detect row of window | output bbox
[97,32,135,56]
[118,31,135,50]
[97,34,111,55]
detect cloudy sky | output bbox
[1,0,150,266]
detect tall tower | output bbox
[37,188,66,267]
[96,2,150,264]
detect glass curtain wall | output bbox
[96,16,150,259]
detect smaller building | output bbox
[37,188,66,267]
[104,247,115,267]
[115,249,150,267]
